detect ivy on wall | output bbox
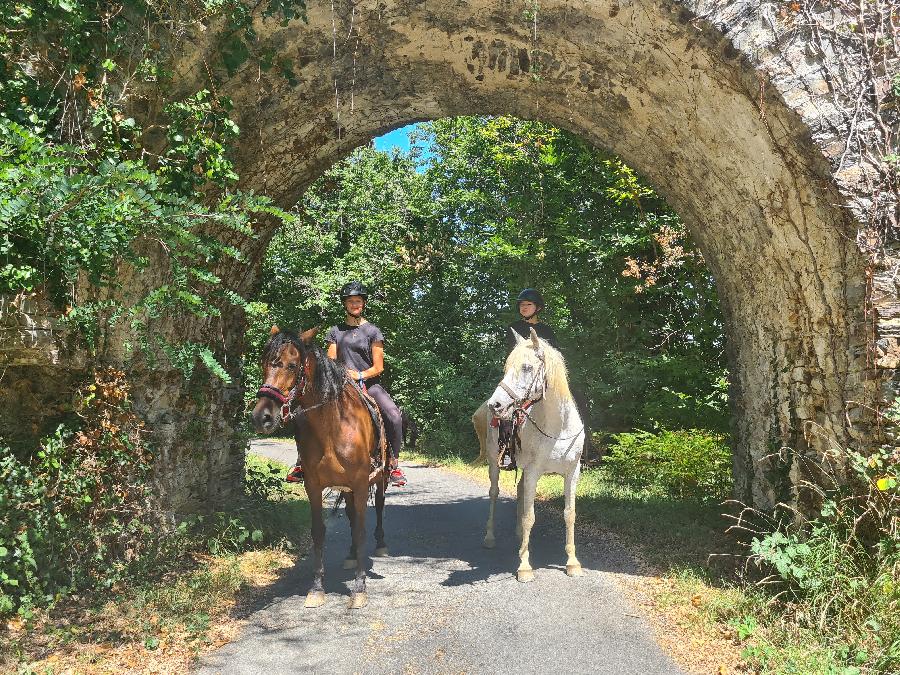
[0,0,307,375]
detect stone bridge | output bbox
[1,0,896,513]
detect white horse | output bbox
[473,327,585,582]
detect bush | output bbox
[603,429,732,501]
[183,454,309,557]
[0,369,156,617]
[744,443,899,673]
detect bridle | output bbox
[497,352,547,414]
[257,373,306,425]
[497,351,584,442]
[256,346,322,425]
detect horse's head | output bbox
[487,327,549,419]
[252,326,317,434]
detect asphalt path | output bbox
[196,439,683,675]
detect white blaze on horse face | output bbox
[487,377,516,419]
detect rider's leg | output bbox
[366,384,406,485]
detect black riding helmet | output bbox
[339,281,369,301]
[516,288,544,309]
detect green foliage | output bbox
[185,454,307,556]
[0,122,148,299]
[602,429,733,501]
[1,0,299,382]
[745,444,900,673]
[0,369,155,618]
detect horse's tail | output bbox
[471,402,490,466]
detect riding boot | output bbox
[285,463,304,483]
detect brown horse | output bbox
[251,326,388,609]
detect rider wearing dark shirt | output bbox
[507,319,559,352]
[287,281,407,487]
[506,288,557,352]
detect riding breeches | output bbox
[366,383,403,459]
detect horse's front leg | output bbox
[516,468,539,583]
[373,475,388,557]
[515,472,525,539]
[483,428,501,548]
[304,485,327,608]
[348,486,369,609]
[564,463,583,577]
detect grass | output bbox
[1,454,310,675]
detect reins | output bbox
[517,405,585,441]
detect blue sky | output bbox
[372,123,434,163]
[373,124,418,153]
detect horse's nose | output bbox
[488,400,502,413]
[261,411,274,427]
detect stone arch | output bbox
[6,0,890,513]
[171,0,881,511]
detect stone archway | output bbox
[171,0,895,511]
[166,0,889,510]
[6,0,892,513]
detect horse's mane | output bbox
[304,340,348,402]
[505,338,571,400]
[262,330,348,403]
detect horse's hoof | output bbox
[342,557,357,570]
[373,546,389,557]
[348,592,368,609]
[517,569,535,583]
[304,591,326,608]
[566,564,584,577]
[482,537,496,549]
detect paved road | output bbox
[197,440,682,675]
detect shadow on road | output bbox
[231,463,644,617]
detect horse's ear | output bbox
[300,327,318,344]
[529,327,542,351]
[510,328,526,346]
[269,325,280,336]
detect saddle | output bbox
[355,384,387,474]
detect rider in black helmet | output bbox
[500,287,591,468]
[506,288,559,352]
[286,281,408,487]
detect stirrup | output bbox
[499,452,516,471]
[389,467,407,487]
